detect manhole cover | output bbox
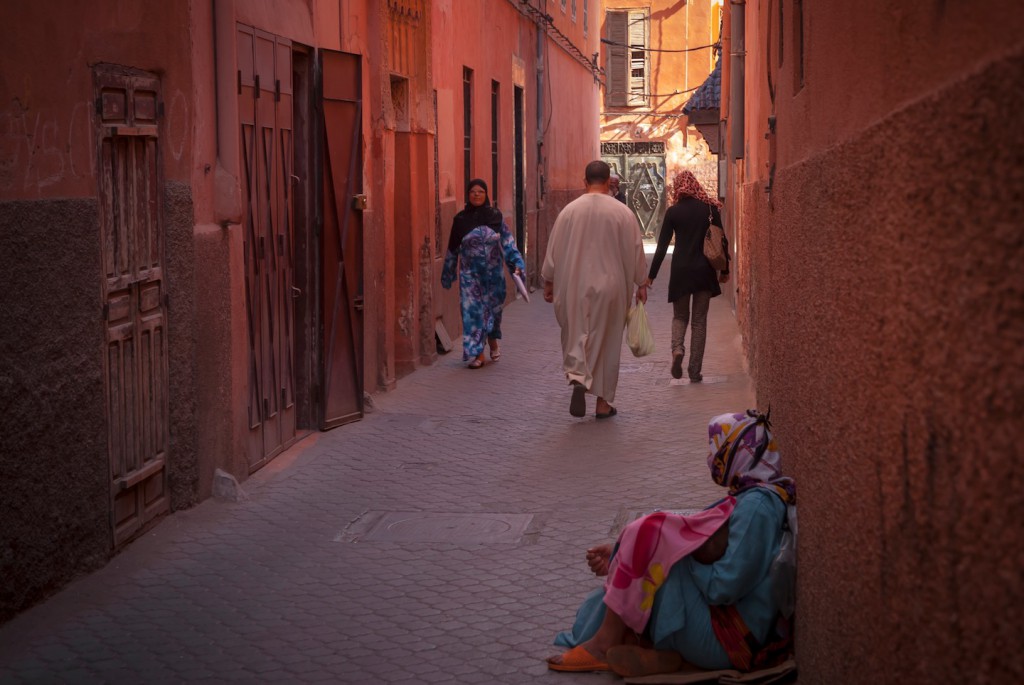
[355,512,535,544]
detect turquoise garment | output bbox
[554,489,786,670]
[441,223,525,360]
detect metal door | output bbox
[601,141,667,238]
[320,49,364,428]
[238,26,298,470]
[94,66,170,547]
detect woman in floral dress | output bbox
[442,179,526,368]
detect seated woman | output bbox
[547,410,796,677]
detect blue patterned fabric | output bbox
[553,489,786,670]
[441,223,525,360]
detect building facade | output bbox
[599,0,721,237]
[715,1,1024,681]
[0,0,600,621]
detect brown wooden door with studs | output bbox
[94,65,170,547]
[238,26,298,470]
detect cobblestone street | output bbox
[0,252,757,684]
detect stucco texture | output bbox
[736,51,1024,682]
[163,181,199,509]
[0,199,109,621]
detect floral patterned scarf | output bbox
[603,497,736,633]
[707,409,796,504]
[670,170,722,208]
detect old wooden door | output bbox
[94,66,170,547]
[238,26,298,471]
[320,50,364,428]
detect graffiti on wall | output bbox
[1,87,189,196]
[0,100,91,194]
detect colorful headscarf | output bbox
[707,409,796,504]
[670,170,722,208]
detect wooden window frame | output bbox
[605,9,649,108]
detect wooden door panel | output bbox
[95,67,170,547]
[240,26,298,470]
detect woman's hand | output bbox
[585,544,613,577]
[543,280,554,303]
[718,272,730,284]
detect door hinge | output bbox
[157,101,165,119]
[237,70,242,95]
[95,98,102,116]
[254,74,261,98]
[353,295,365,312]
[102,303,109,319]
[275,79,281,102]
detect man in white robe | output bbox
[542,161,649,419]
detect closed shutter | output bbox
[627,11,648,106]
[606,11,628,107]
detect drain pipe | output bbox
[728,0,745,160]
[213,0,242,226]
[536,1,546,204]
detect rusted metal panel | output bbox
[94,65,170,547]
[320,49,364,429]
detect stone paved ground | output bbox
[0,252,755,684]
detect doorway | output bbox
[513,85,526,255]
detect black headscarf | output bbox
[447,178,504,255]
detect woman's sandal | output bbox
[467,358,484,369]
[489,348,501,362]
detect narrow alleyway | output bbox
[0,251,756,684]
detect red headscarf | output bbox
[670,170,721,208]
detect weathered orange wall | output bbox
[600,0,719,164]
[599,0,720,236]
[729,1,1024,681]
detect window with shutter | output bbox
[627,10,649,106]
[606,10,629,107]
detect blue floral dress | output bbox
[441,223,525,360]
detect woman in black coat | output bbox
[645,171,729,382]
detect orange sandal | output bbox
[546,645,611,672]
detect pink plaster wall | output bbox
[430,1,600,339]
[0,0,199,619]
[730,1,1024,681]
[0,1,193,200]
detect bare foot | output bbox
[595,397,613,415]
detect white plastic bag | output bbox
[626,301,655,357]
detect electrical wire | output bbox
[601,37,720,54]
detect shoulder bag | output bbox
[703,205,728,271]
